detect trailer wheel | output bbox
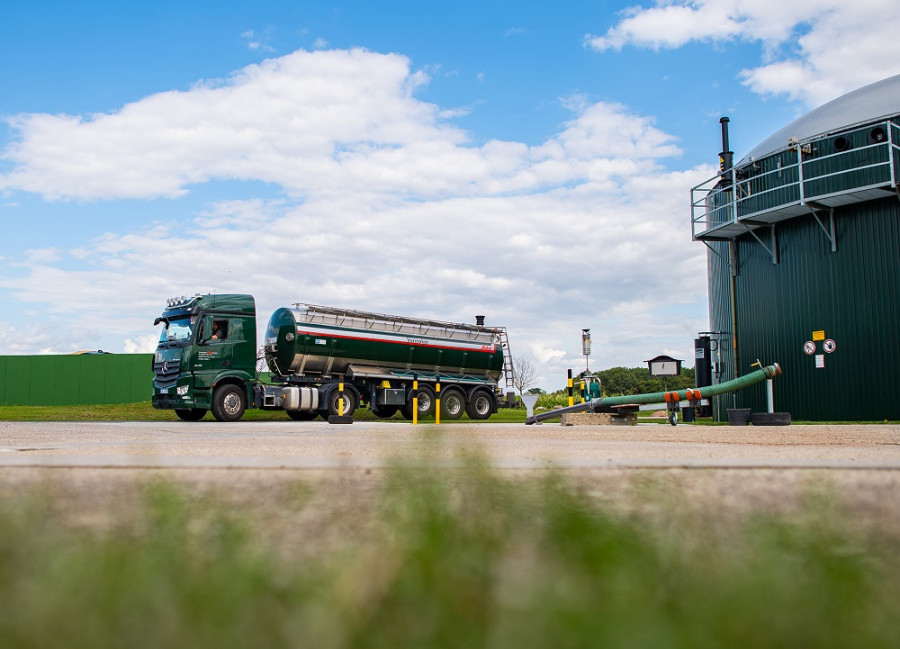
[371,404,399,419]
[465,389,493,420]
[440,388,465,420]
[327,388,357,417]
[175,408,207,421]
[211,384,246,422]
[286,410,318,421]
[401,385,435,419]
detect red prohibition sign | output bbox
[823,339,836,353]
[803,341,816,355]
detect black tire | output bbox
[465,389,494,420]
[286,410,318,421]
[400,385,435,419]
[440,388,465,420]
[371,404,399,419]
[211,384,247,422]
[327,388,357,417]
[175,408,207,421]
[751,412,792,426]
[669,410,678,426]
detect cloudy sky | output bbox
[2,0,899,390]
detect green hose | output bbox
[525,363,781,425]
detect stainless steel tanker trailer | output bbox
[152,293,513,422]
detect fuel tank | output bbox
[265,303,503,381]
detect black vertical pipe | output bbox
[719,116,733,174]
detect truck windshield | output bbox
[159,316,194,345]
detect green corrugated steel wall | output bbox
[705,240,740,415]
[0,354,154,406]
[707,196,900,421]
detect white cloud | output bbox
[1,49,459,200]
[0,47,707,388]
[0,49,684,204]
[241,29,276,52]
[0,319,92,355]
[24,247,62,264]
[123,334,159,354]
[586,0,900,106]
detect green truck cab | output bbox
[152,294,257,421]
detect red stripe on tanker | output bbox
[294,323,498,353]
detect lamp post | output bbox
[582,329,591,374]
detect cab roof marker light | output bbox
[166,294,203,309]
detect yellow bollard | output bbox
[567,369,574,407]
[326,376,352,425]
[435,381,441,425]
[412,376,418,425]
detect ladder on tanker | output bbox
[498,327,515,391]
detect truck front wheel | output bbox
[211,384,247,422]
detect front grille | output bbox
[153,359,181,389]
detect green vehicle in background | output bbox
[152,294,513,422]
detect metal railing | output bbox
[691,119,900,241]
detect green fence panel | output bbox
[0,354,154,406]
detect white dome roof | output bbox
[740,74,900,164]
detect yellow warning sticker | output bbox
[812,330,825,341]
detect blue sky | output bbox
[2,0,899,389]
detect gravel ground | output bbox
[1,421,898,539]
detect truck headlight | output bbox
[177,385,189,396]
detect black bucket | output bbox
[726,408,751,426]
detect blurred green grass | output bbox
[1,457,897,648]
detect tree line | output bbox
[527,365,696,398]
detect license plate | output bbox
[160,388,169,394]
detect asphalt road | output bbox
[2,420,899,470]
